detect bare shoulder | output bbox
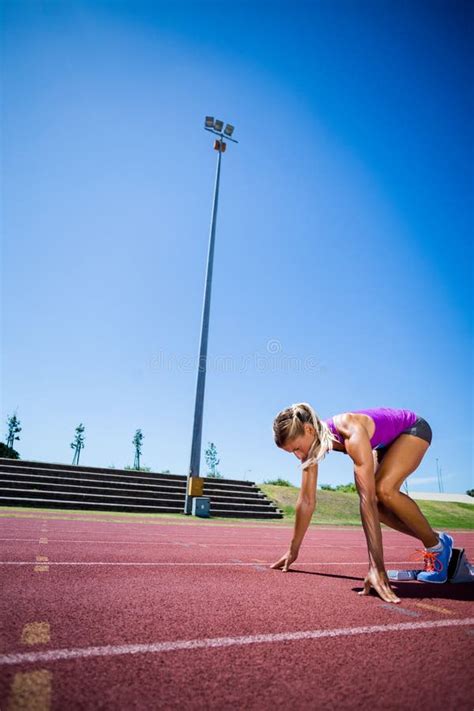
[332,412,357,431]
[332,412,371,438]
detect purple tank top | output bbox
[324,408,418,450]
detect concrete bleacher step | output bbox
[0,487,276,512]
[0,463,259,492]
[0,458,284,519]
[0,457,256,487]
[0,474,268,502]
[0,478,271,506]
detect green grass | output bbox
[408,501,474,530]
[261,485,362,525]
[260,484,474,530]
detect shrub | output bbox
[0,443,19,459]
[320,483,357,493]
[467,489,474,498]
[335,483,357,493]
[264,478,292,486]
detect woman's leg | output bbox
[373,449,421,538]
[374,434,438,548]
[377,501,421,538]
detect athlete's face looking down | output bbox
[280,423,316,461]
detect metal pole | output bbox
[184,145,223,514]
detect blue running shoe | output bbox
[417,532,453,583]
[439,531,455,550]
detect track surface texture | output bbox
[1,510,473,710]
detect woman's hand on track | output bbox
[270,548,298,572]
[359,567,401,603]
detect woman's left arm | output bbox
[334,414,400,604]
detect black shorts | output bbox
[375,415,432,463]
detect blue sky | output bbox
[2,0,472,492]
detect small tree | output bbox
[70,423,85,465]
[133,429,144,470]
[467,489,474,498]
[6,413,21,452]
[205,442,222,478]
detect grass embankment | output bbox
[1,489,472,529]
[260,484,474,530]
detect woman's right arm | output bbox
[291,463,318,550]
[271,463,318,571]
[290,499,316,551]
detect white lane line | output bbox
[0,560,415,567]
[0,538,41,542]
[1,618,472,667]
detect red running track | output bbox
[0,510,473,710]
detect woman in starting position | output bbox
[271,403,454,604]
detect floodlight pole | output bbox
[436,458,442,493]
[184,123,237,515]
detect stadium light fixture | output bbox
[224,124,234,137]
[214,119,224,132]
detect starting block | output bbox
[448,547,474,583]
[388,548,474,583]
